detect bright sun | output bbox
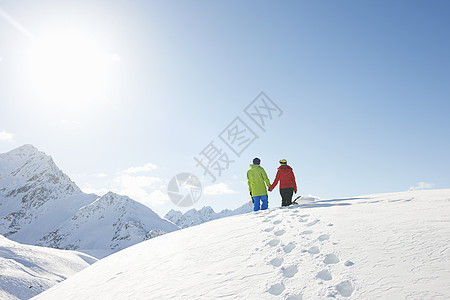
[28,31,119,110]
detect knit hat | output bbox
[279,159,287,165]
[253,157,261,165]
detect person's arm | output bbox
[269,170,279,191]
[291,169,297,193]
[262,168,271,190]
[247,170,252,194]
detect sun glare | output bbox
[27,31,119,111]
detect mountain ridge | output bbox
[165,201,253,228]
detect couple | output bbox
[247,157,297,212]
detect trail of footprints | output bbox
[263,212,355,298]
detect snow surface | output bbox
[0,234,97,300]
[33,189,450,299]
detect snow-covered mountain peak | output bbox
[0,145,85,240]
[183,206,215,217]
[74,191,156,220]
[0,144,81,196]
[93,191,134,207]
[77,192,165,221]
[1,144,40,159]
[199,206,215,214]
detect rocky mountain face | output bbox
[165,201,253,229]
[0,145,179,258]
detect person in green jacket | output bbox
[247,157,271,211]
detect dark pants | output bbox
[280,187,294,206]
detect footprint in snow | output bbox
[281,265,298,278]
[344,260,354,266]
[273,220,282,225]
[268,283,285,296]
[316,269,332,281]
[264,227,274,232]
[268,239,280,247]
[318,234,330,242]
[336,280,355,297]
[301,230,313,235]
[300,214,310,217]
[306,219,320,227]
[308,246,320,254]
[283,242,296,253]
[323,253,340,264]
[298,218,308,223]
[269,257,284,267]
[274,229,286,236]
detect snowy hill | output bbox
[0,145,179,258]
[0,234,97,300]
[33,189,450,299]
[165,201,253,228]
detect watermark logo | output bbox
[167,173,202,207]
[169,92,283,207]
[244,92,283,132]
[219,117,258,157]
[194,141,235,183]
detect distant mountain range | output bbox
[0,145,179,258]
[165,201,253,228]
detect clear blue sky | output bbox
[1,0,449,216]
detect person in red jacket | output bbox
[268,159,297,206]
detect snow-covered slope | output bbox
[165,200,253,228]
[33,189,450,299]
[0,145,179,258]
[0,234,97,300]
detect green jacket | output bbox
[247,164,271,197]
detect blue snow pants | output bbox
[253,194,268,211]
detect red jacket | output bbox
[269,165,297,192]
